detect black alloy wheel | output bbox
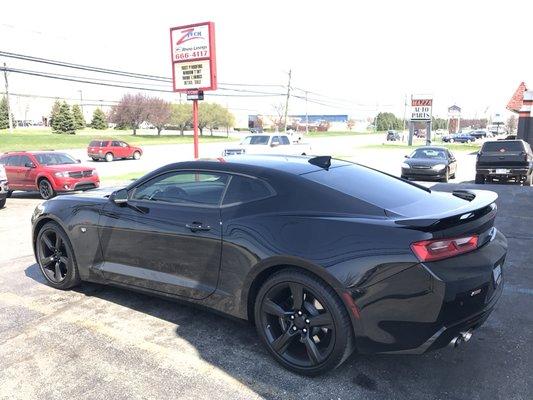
[36,222,80,289]
[39,179,55,200]
[255,269,354,375]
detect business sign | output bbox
[410,97,433,121]
[170,22,217,92]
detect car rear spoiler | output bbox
[391,189,498,228]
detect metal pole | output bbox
[193,99,199,159]
[305,90,309,135]
[78,90,84,116]
[3,63,14,133]
[284,69,291,133]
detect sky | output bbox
[1,0,532,125]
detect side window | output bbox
[120,142,128,147]
[271,136,280,145]
[101,141,109,147]
[19,155,32,167]
[131,171,229,206]
[222,175,273,205]
[7,155,21,166]
[0,156,7,165]
[111,141,121,147]
[279,136,290,145]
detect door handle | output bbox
[186,222,211,232]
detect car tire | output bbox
[39,179,56,200]
[442,169,449,183]
[6,190,12,198]
[105,152,114,162]
[91,157,99,161]
[475,174,485,184]
[450,139,454,143]
[133,151,141,160]
[0,198,5,208]
[254,268,354,376]
[36,221,81,290]
[524,173,533,187]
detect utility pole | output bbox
[3,63,14,133]
[283,69,292,133]
[403,94,407,131]
[78,90,84,116]
[305,90,309,136]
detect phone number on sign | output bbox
[175,51,208,60]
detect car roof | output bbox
[152,155,351,177]
[412,146,448,151]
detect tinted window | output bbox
[279,136,290,145]
[34,153,77,165]
[222,175,273,205]
[0,156,8,165]
[6,155,21,166]
[241,136,269,145]
[19,155,32,167]
[131,171,229,206]
[89,140,102,147]
[112,141,121,147]
[482,141,524,152]
[302,164,431,209]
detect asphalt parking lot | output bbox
[0,183,531,399]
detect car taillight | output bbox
[411,235,478,262]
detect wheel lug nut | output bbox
[303,328,307,333]
[292,326,297,331]
[297,311,302,316]
[305,319,310,324]
[290,315,295,320]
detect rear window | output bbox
[222,175,273,205]
[302,164,431,209]
[89,141,109,147]
[241,136,269,145]
[482,141,524,152]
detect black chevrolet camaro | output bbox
[31,155,507,375]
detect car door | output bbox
[111,141,125,158]
[97,170,228,299]
[2,155,23,189]
[119,141,132,158]
[17,155,36,188]
[447,150,457,175]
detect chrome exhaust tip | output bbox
[449,330,473,348]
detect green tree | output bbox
[71,104,86,130]
[49,100,61,130]
[169,103,192,135]
[90,108,108,129]
[375,112,402,131]
[52,101,76,134]
[0,97,9,130]
[198,103,235,135]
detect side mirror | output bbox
[404,155,409,158]
[76,159,81,163]
[112,189,128,205]
[271,142,280,147]
[25,162,36,168]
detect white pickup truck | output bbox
[222,134,312,156]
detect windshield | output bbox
[410,148,446,159]
[241,136,270,145]
[34,153,77,165]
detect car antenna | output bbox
[308,155,332,170]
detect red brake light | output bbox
[411,235,478,262]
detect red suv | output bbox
[0,151,100,199]
[88,139,143,162]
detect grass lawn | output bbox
[362,141,481,152]
[0,128,233,152]
[101,171,148,185]
[305,131,373,138]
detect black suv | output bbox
[386,130,401,141]
[475,140,533,185]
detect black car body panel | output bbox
[31,155,507,355]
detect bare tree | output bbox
[108,93,150,135]
[507,115,517,134]
[146,98,172,135]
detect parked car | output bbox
[0,164,8,208]
[442,133,476,143]
[223,134,311,156]
[499,134,517,140]
[401,146,457,182]
[386,130,400,141]
[0,151,99,199]
[475,140,533,185]
[32,155,507,375]
[470,130,489,139]
[87,139,143,162]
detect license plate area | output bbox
[494,169,510,174]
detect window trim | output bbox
[127,168,275,209]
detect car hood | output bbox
[404,158,447,167]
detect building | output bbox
[248,114,366,132]
[507,82,533,146]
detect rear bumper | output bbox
[477,167,530,177]
[352,229,507,354]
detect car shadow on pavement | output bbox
[23,260,526,400]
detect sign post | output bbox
[409,95,433,146]
[170,22,217,158]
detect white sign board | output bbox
[173,60,211,91]
[410,98,433,121]
[171,24,211,62]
